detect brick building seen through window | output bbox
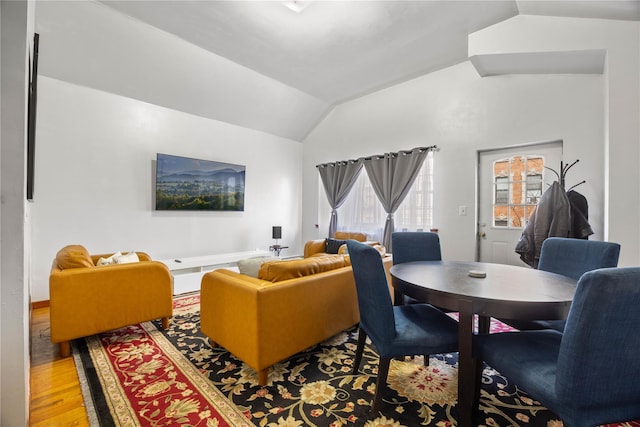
[493,156,544,228]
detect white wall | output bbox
[303,61,604,262]
[468,15,640,266]
[0,1,32,424]
[30,77,303,302]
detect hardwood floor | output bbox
[30,306,89,426]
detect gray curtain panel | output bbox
[364,148,429,251]
[317,159,363,238]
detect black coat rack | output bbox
[545,159,586,190]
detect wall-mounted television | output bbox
[27,33,39,201]
[155,153,245,211]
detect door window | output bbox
[493,156,544,228]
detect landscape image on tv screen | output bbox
[155,153,245,211]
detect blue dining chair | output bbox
[476,267,640,427]
[346,240,459,414]
[391,232,443,306]
[392,231,442,264]
[501,237,620,331]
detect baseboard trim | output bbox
[32,300,50,309]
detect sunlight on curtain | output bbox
[337,152,433,242]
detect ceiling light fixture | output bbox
[282,1,313,13]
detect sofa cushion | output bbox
[56,245,94,270]
[258,255,348,282]
[237,256,273,278]
[325,238,347,254]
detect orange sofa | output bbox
[200,254,393,386]
[303,231,381,258]
[49,245,173,357]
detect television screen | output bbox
[27,33,39,201]
[155,153,245,211]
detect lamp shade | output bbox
[272,226,282,240]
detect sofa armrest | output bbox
[49,260,173,343]
[200,271,268,369]
[304,239,327,258]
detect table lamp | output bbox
[272,226,282,245]
[270,226,286,256]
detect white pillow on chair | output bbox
[114,252,140,264]
[96,251,122,266]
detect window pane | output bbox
[492,155,545,229]
[526,173,542,204]
[495,176,509,205]
[510,205,525,227]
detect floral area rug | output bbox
[74,293,640,427]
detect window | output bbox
[337,170,386,242]
[337,152,434,242]
[495,177,509,205]
[492,155,544,228]
[395,153,433,232]
[526,173,542,204]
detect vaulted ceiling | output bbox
[98,0,640,105]
[37,1,639,141]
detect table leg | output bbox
[474,315,490,418]
[477,315,490,335]
[393,288,404,306]
[457,300,476,427]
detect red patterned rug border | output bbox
[140,316,253,426]
[82,293,253,427]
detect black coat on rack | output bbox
[515,159,592,267]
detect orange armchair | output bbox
[49,245,173,357]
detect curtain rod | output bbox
[316,145,437,168]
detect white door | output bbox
[477,141,563,265]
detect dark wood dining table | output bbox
[390,260,577,427]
